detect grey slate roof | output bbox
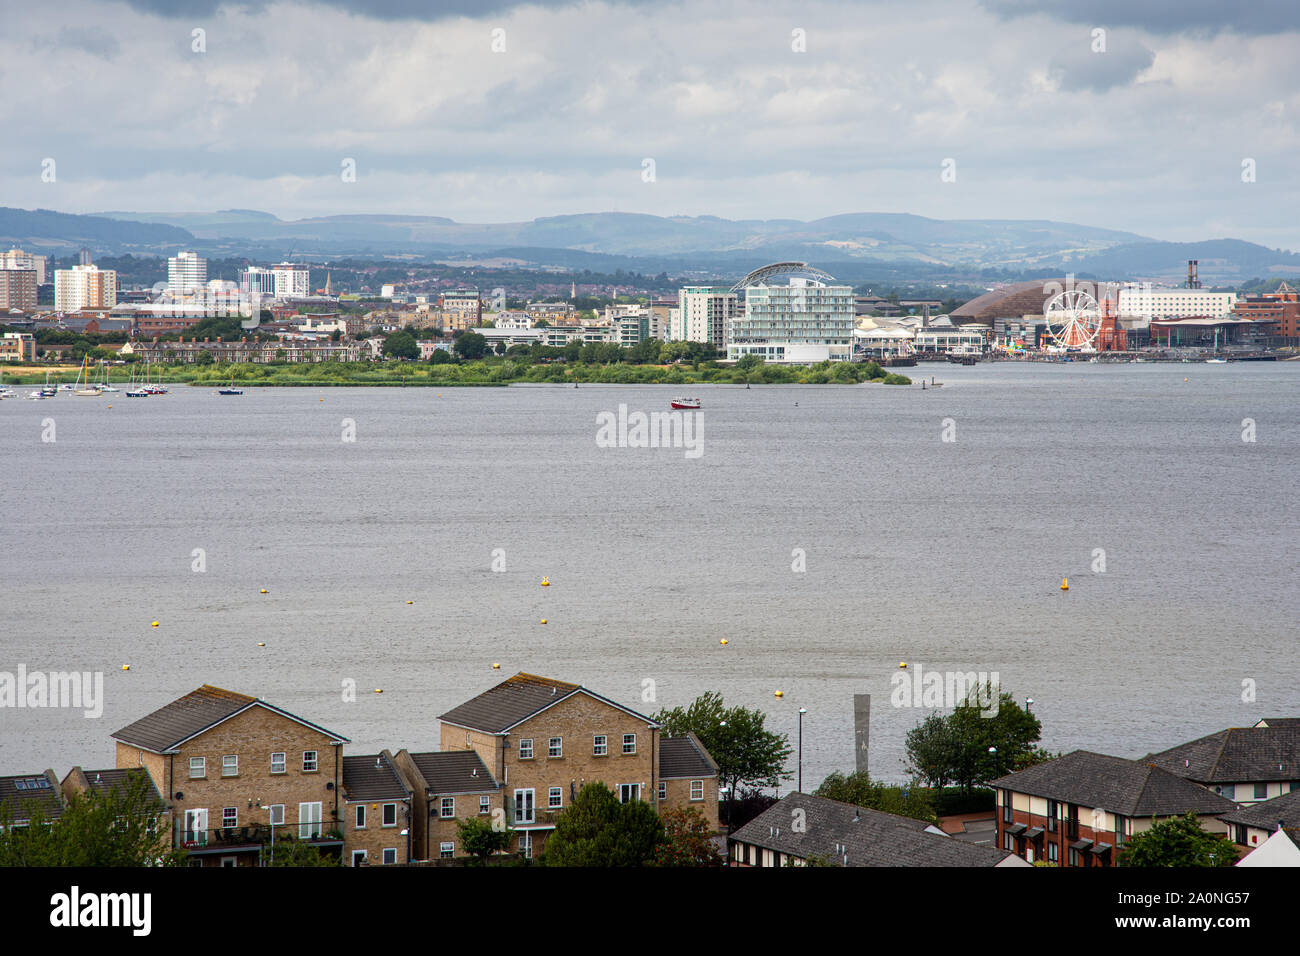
[72,768,163,806]
[1219,788,1300,830]
[989,750,1237,817]
[111,684,348,753]
[659,733,719,779]
[0,770,63,822]
[342,753,411,803]
[1143,723,1300,783]
[438,672,655,734]
[731,792,1017,867]
[408,751,499,795]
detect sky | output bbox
[3,0,1299,249]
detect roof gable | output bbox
[660,733,719,779]
[1145,723,1300,783]
[439,672,656,735]
[342,753,411,803]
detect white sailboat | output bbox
[74,357,100,396]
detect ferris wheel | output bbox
[1043,289,1102,351]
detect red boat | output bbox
[670,397,701,410]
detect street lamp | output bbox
[1025,697,1034,715]
[798,708,807,793]
[988,746,999,780]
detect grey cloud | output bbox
[1048,34,1155,92]
[42,26,122,59]
[981,0,1300,35]
[117,0,639,19]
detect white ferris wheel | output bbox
[1043,289,1102,351]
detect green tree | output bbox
[652,806,723,867]
[262,837,340,867]
[904,683,1043,792]
[456,817,513,863]
[813,771,938,824]
[1117,813,1238,867]
[542,783,664,866]
[429,348,454,364]
[0,773,181,867]
[195,350,215,365]
[454,331,488,361]
[653,692,793,825]
[383,330,419,360]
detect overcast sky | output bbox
[4,0,1298,248]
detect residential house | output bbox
[1219,788,1300,859]
[1235,828,1300,867]
[658,733,720,828]
[0,770,63,828]
[728,792,1028,867]
[341,751,412,867]
[111,684,349,867]
[392,749,502,862]
[1143,718,1300,805]
[434,672,684,860]
[990,750,1236,867]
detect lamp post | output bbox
[798,708,807,793]
[1025,697,1034,715]
[988,746,999,781]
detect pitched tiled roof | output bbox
[1219,788,1300,830]
[438,672,654,734]
[660,733,718,779]
[731,792,1017,867]
[989,751,1237,817]
[342,753,410,802]
[408,751,499,795]
[111,684,348,753]
[72,768,163,806]
[1143,723,1300,783]
[0,770,63,822]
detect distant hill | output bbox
[4,206,1296,285]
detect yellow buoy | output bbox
[899,662,907,669]
[492,662,500,670]
[774,690,784,698]
[151,621,159,628]
[257,642,265,647]
[107,404,112,408]
[260,589,268,594]
[1184,378,1187,382]
[374,688,383,694]
[1061,577,1069,591]
[121,664,130,671]
[407,600,413,605]
[720,638,727,645]
[541,577,549,587]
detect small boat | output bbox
[73,357,100,396]
[217,384,243,395]
[670,397,701,410]
[1206,358,1228,364]
[126,387,148,397]
[25,390,44,400]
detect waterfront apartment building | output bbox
[1231,282,1300,345]
[1116,286,1238,320]
[440,290,481,323]
[0,248,48,286]
[671,286,737,348]
[167,251,208,295]
[0,332,37,361]
[54,264,117,311]
[0,268,38,311]
[603,304,653,346]
[990,751,1235,867]
[728,277,855,363]
[111,684,349,867]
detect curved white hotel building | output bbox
[728,276,855,363]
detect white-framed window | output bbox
[479,796,490,815]
[303,751,318,772]
[189,756,205,779]
[270,752,286,774]
[518,738,533,759]
[623,734,636,755]
[440,797,454,819]
[690,780,704,801]
[383,803,397,827]
[351,850,367,867]
[439,842,454,858]
[593,734,607,756]
[222,754,238,777]
[519,831,533,859]
[549,787,562,809]
[618,783,641,804]
[384,848,398,865]
[299,802,322,839]
[514,788,535,824]
[268,804,284,826]
[658,781,666,800]
[355,805,366,829]
[222,807,237,828]
[549,737,563,758]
